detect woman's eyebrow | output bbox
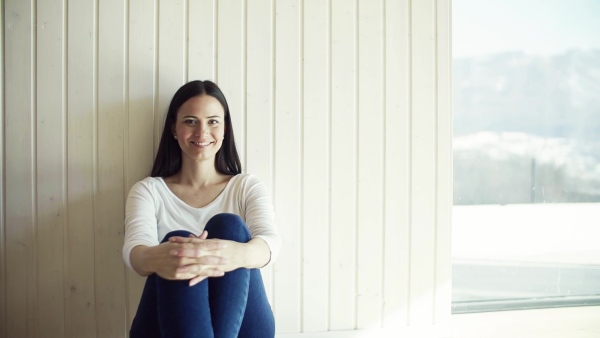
[180,115,222,119]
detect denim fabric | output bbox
[130,213,275,338]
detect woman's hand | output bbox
[135,231,229,282]
[169,233,248,286]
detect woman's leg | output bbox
[130,230,214,338]
[131,214,275,338]
[129,274,161,338]
[204,213,275,338]
[237,269,276,338]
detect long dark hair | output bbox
[151,80,242,177]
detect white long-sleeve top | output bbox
[123,173,281,271]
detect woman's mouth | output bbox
[191,141,214,147]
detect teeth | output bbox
[193,141,212,146]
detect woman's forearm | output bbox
[130,245,155,276]
[242,238,272,269]
[132,238,271,277]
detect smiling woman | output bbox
[123,80,281,338]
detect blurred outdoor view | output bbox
[452,0,600,313]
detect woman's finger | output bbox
[188,268,225,286]
[189,275,206,286]
[169,247,225,258]
[193,255,228,265]
[169,242,227,257]
[168,236,225,246]
[171,263,225,281]
[177,260,227,274]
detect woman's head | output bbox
[151,80,241,177]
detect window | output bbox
[452,0,600,313]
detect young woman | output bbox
[123,80,280,338]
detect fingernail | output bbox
[170,250,179,255]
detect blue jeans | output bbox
[130,213,275,338]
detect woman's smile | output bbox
[190,140,215,148]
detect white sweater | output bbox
[122,174,281,271]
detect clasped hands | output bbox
[154,230,244,286]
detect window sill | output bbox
[452,305,600,338]
[276,306,600,337]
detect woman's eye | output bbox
[184,119,197,125]
[209,119,219,125]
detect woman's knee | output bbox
[204,213,251,242]
[160,230,195,243]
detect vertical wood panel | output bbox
[273,0,301,333]
[96,0,127,335]
[302,0,330,332]
[0,3,5,335]
[383,0,411,329]
[329,0,358,330]
[245,0,275,302]
[65,0,97,336]
[126,0,157,328]
[188,0,216,81]
[435,0,452,328]
[356,0,384,329]
[4,1,35,336]
[35,0,66,336]
[217,0,245,165]
[409,0,437,326]
[156,0,185,151]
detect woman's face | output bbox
[172,94,226,164]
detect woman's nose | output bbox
[194,124,206,137]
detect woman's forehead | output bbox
[178,95,224,118]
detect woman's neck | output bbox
[172,158,224,188]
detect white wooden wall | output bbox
[0,0,452,337]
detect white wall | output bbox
[0,0,452,337]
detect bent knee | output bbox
[161,230,195,243]
[208,213,243,225]
[204,213,250,242]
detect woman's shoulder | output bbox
[228,173,271,198]
[230,173,263,187]
[129,176,164,194]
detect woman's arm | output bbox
[242,237,271,269]
[130,235,229,280]
[168,235,270,286]
[130,245,155,276]
[242,175,281,266]
[167,236,269,271]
